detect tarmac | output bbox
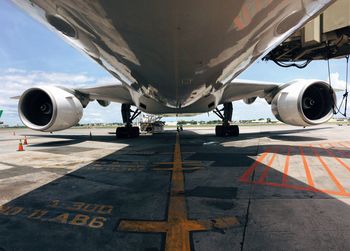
[0,124,350,250]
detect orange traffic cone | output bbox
[23,136,28,145]
[17,140,24,152]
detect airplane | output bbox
[10,0,338,138]
[0,110,3,125]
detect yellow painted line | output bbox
[153,161,202,165]
[118,133,239,251]
[152,167,202,171]
[118,220,167,232]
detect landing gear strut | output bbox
[116,104,141,138]
[213,103,239,137]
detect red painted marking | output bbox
[233,17,245,30]
[328,143,336,148]
[319,189,350,196]
[239,148,272,182]
[239,141,350,197]
[257,147,279,183]
[242,5,252,25]
[320,144,350,173]
[282,147,291,184]
[299,146,315,187]
[251,181,316,192]
[310,145,346,193]
[250,181,350,196]
[256,0,261,10]
[337,142,349,148]
[333,143,350,158]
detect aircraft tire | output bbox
[215,125,224,136]
[215,125,239,137]
[116,126,140,138]
[231,125,239,137]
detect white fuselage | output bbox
[12,0,334,114]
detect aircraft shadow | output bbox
[0,128,349,250]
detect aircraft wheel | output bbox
[215,125,239,137]
[231,125,239,137]
[116,127,140,138]
[131,126,140,137]
[215,125,224,136]
[116,127,127,139]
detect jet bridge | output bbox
[264,0,350,64]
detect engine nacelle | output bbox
[18,86,83,132]
[271,80,335,126]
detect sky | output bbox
[0,0,349,126]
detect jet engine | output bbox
[271,80,335,126]
[18,86,83,132]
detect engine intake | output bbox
[271,80,335,126]
[19,86,83,132]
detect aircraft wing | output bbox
[220,80,279,103]
[76,80,280,107]
[75,80,280,106]
[76,83,134,104]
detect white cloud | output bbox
[4,68,26,74]
[1,67,272,126]
[6,68,346,127]
[327,72,350,113]
[329,72,347,90]
[0,68,121,126]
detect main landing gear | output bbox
[213,103,239,137]
[116,104,141,138]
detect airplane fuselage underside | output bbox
[13,0,333,114]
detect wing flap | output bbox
[220,79,279,103]
[76,84,133,104]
